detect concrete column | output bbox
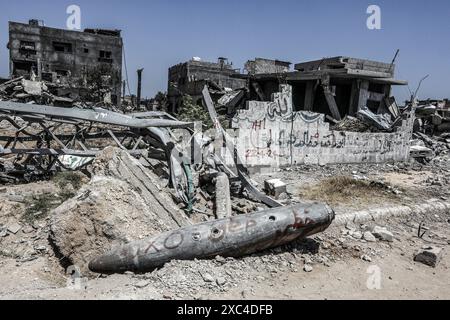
[214,173,232,219]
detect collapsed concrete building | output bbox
[8,19,123,104]
[167,57,246,113]
[234,56,407,121]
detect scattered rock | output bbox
[372,226,394,242]
[22,226,35,234]
[303,264,313,273]
[215,255,227,264]
[414,246,444,267]
[201,272,214,283]
[345,221,357,231]
[351,231,363,240]
[134,280,150,288]
[216,277,226,286]
[361,255,372,262]
[363,231,377,242]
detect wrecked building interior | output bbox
[0,17,449,300]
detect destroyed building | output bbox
[233,56,407,122]
[413,98,450,134]
[8,19,123,104]
[167,57,246,113]
[194,56,414,169]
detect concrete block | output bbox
[264,179,287,199]
[414,246,443,267]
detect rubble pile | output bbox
[0,77,74,107]
[49,147,190,273]
[0,76,117,109]
[414,99,450,134]
[411,132,450,160]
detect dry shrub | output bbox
[301,176,400,207]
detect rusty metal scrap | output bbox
[0,101,193,200]
[88,202,335,273]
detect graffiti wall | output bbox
[230,85,414,168]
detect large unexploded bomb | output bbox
[89,202,335,273]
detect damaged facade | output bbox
[8,20,123,104]
[231,84,414,169]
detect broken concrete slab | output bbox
[410,145,434,158]
[7,222,22,234]
[21,79,42,95]
[414,246,444,267]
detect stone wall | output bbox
[230,85,414,168]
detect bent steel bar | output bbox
[0,101,193,129]
[89,202,335,273]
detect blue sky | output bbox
[1,0,449,102]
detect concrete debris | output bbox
[201,273,214,283]
[412,132,450,160]
[357,109,394,131]
[49,147,190,273]
[303,264,313,272]
[216,276,227,286]
[410,145,434,159]
[264,179,287,199]
[363,231,377,242]
[7,223,22,234]
[371,226,394,242]
[332,116,370,132]
[414,246,444,268]
[134,280,150,288]
[350,231,363,240]
[413,99,450,134]
[0,78,77,107]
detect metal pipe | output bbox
[89,203,335,273]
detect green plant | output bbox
[52,171,83,190]
[22,193,61,224]
[177,94,214,129]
